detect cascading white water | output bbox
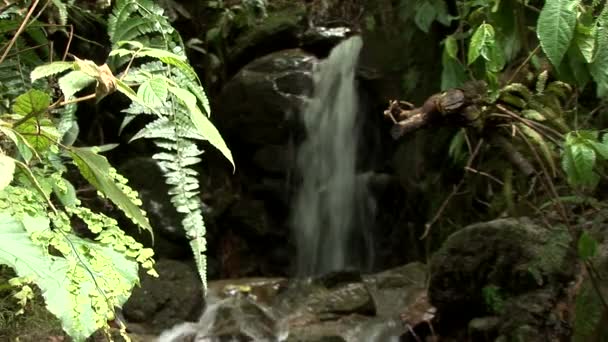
[292,35,371,275]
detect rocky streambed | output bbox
[124,262,429,342]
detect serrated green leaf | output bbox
[537,0,577,67]
[590,13,608,97]
[68,147,152,234]
[30,62,75,82]
[577,230,598,260]
[12,89,51,116]
[58,71,96,99]
[0,155,15,191]
[137,77,168,108]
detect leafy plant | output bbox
[482,284,505,314]
[0,89,156,341]
[0,0,234,340]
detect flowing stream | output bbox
[292,35,372,276]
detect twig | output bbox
[421,139,484,239]
[464,166,504,185]
[506,45,540,85]
[495,104,564,146]
[0,0,39,64]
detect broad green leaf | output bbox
[589,140,608,160]
[441,49,468,90]
[577,230,598,260]
[68,147,152,234]
[12,89,51,116]
[537,0,577,67]
[590,12,608,97]
[168,86,235,170]
[58,71,96,99]
[0,155,15,191]
[562,137,598,188]
[468,23,495,65]
[414,1,437,33]
[30,62,74,82]
[445,35,458,60]
[574,17,596,63]
[137,77,168,108]
[0,213,138,341]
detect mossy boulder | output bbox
[429,218,574,340]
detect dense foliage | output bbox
[0,0,232,340]
[407,0,608,339]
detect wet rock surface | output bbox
[215,48,316,147]
[125,262,429,341]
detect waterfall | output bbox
[292,35,372,276]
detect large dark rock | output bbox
[429,218,574,340]
[215,48,317,147]
[122,259,203,334]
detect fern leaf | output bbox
[130,117,176,141]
